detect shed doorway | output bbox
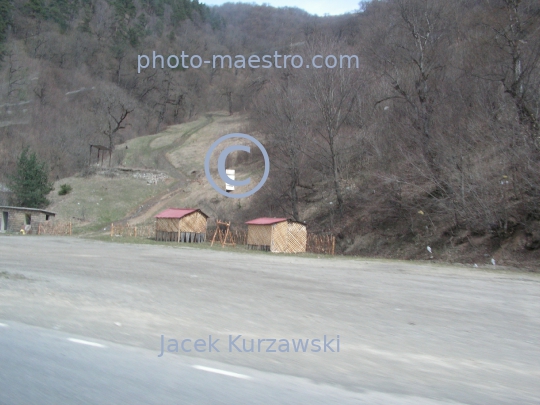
[1,211,7,232]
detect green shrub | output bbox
[58,184,73,196]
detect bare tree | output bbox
[91,88,134,153]
[253,73,311,220]
[369,0,455,180]
[477,0,540,146]
[300,38,363,215]
[103,101,133,152]
[5,46,27,101]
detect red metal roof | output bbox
[155,208,202,219]
[245,217,287,225]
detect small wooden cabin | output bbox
[155,208,208,243]
[246,217,307,253]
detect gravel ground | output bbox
[1,235,539,405]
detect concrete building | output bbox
[0,206,56,233]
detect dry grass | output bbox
[149,119,209,150]
[50,112,268,233]
[166,113,249,172]
[116,114,215,171]
[48,173,170,229]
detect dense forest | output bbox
[0,0,539,262]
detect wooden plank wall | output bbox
[246,224,273,246]
[155,212,207,233]
[179,211,207,233]
[269,221,306,253]
[155,212,207,242]
[270,221,288,253]
[284,222,307,253]
[155,218,178,233]
[247,221,307,253]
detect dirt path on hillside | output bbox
[123,183,187,225]
[166,113,215,154]
[120,114,216,225]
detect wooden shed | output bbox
[155,208,208,243]
[0,206,56,234]
[246,217,307,253]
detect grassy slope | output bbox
[48,112,258,231]
[49,175,171,231]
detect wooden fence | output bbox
[207,226,248,246]
[109,222,335,254]
[38,221,72,236]
[306,233,336,255]
[231,229,248,245]
[110,223,155,239]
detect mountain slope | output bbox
[48,112,262,230]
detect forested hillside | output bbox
[0,0,318,177]
[248,0,540,264]
[0,0,539,264]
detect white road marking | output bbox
[192,365,252,380]
[69,255,98,258]
[0,323,8,327]
[67,338,106,348]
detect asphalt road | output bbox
[0,321,456,405]
[0,236,539,404]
